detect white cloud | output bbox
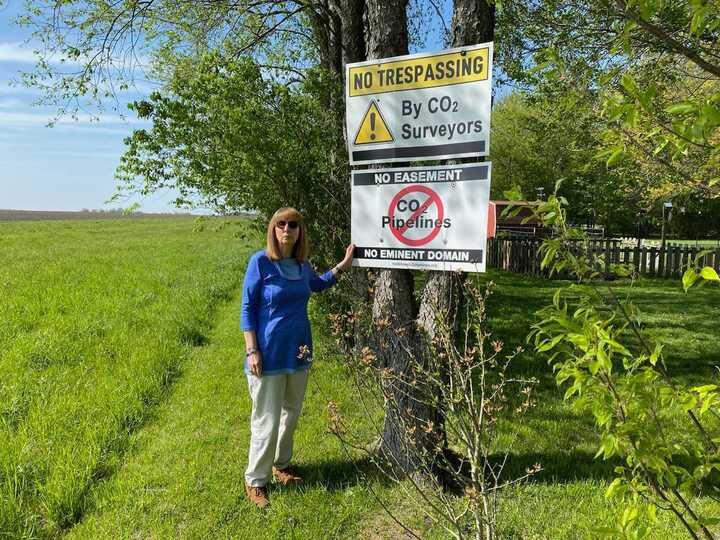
[0,110,149,131]
[0,78,158,106]
[0,42,38,64]
[0,83,40,96]
[0,41,83,66]
[0,97,25,108]
[0,41,152,69]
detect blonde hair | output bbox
[266,207,309,262]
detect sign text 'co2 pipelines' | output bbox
[351,163,491,273]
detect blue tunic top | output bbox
[240,250,337,375]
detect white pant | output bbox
[245,370,309,487]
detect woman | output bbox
[241,207,354,509]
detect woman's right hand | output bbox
[248,351,262,377]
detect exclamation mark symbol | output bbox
[370,112,376,140]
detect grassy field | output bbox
[666,239,720,247]
[0,218,252,536]
[0,210,195,221]
[2,218,719,538]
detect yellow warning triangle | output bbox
[354,100,394,145]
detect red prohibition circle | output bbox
[387,185,444,247]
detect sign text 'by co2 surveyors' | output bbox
[345,43,493,165]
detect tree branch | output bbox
[615,0,720,78]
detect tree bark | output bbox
[339,0,366,66]
[308,0,366,74]
[366,0,435,474]
[451,0,495,48]
[411,0,496,479]
[365,0,409,60]
[308,1,341,74]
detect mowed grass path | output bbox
[0,218,253,537]
[65,296,387,539]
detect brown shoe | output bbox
[245,482,270,509]
[273,466,302,486]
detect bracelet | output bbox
[335,266,344,275]
[245,348,258,358]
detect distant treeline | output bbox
[0,209,195,221]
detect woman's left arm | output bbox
[309,244,355,292]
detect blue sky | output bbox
[0,1,182,212]
[1,1,463,213]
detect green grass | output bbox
[1,217,390,539]
[0,218,253,537]
[666,239,720,247]
[471,270,720,538]
[63,296,389,539]
[380,270,720,538]
[3,218,720,538]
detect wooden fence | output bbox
[487,237,720,279]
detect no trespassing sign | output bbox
[345,43,493,165]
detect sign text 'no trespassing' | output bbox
[345,43,493,165]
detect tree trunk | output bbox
[414,0,495,472]
[339,0,366,66]
[365,0,495,476]
[451,0,495,47]
[365,0,409,61]
[308,1,342,74]
[366,0,433,474]
[417,3,495,336]
[309,0,366,74]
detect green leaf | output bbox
[606,148,625,167]
[692,384,718,394]
[700,267,720,282]
[680,393,698,411]
[605,477,625,498]
[653,139,670,156]
[564,381,581,400]
[638,1,653,20]
[621,505,639,527]
[700,395,716,415]
[665,102,698,115]
[621,73,639,96]
[605,339,631,356]
[683,268,698,292]
[697,249,713,261]
[503,186,523,201]
[537,334,565,352]
[597,347,611,372]
[690,7,708,35]
[701,104,720,127]
[647,504,657,523]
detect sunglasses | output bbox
[275,220,299,230]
